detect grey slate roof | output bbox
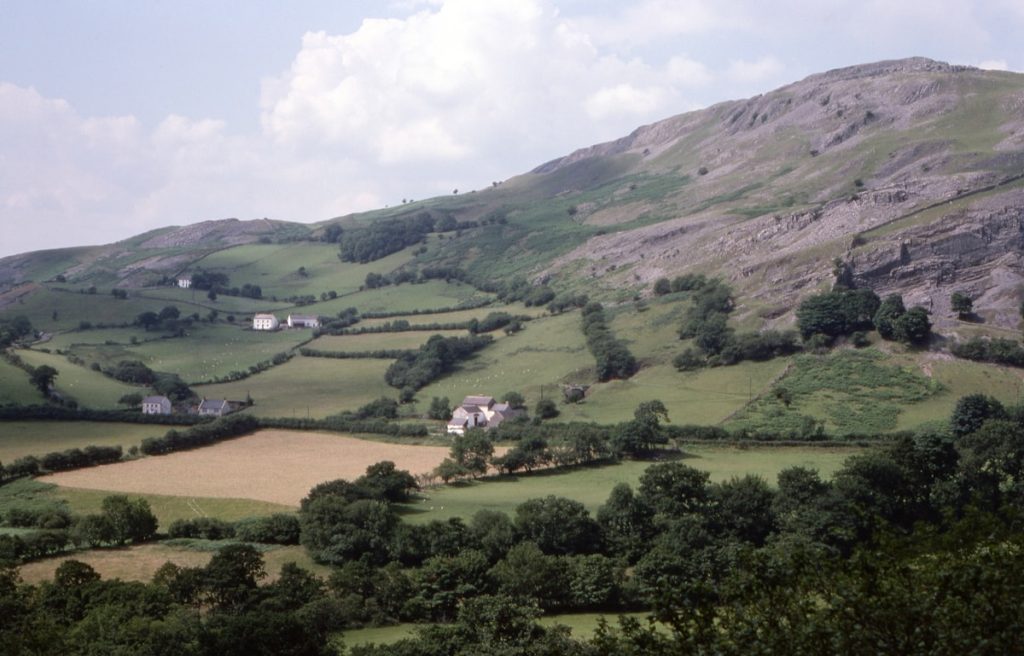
[142,395,171,405]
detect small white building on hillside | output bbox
[141,395,172,415]
[177,276,192,289]
[253,313,280,330]
[287,314,320,328]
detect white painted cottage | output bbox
[177,276,192,289]
[253,313,280,330]
[141,395,172,415]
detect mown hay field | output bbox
[17,543,327,585]
[40,430,453,506]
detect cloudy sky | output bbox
[1,0,1021,258]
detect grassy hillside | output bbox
[16,349,144,408]
[64,324,313,384]
[193,355,395,417]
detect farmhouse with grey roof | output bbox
[446,395,525,435]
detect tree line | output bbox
[580,303,637,382]
[384,334,493,394]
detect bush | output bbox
[168,517,236,540]
[234,514,301,544]
[535,399,559,420]
[673,348,705,371]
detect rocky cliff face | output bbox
[535,58,1024,329]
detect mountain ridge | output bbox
[3,57,1023,331]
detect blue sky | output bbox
[1,0,1021,257]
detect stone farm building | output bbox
[253,313,280,331]
[447,395,524,435]
[197,398,231,417]
[141,395,172,415]
[287,314,320,328]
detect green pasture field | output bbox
[0,421,172,463]
[190,242,418,298]
[42,327,163,351]
[400,445,859,524]
[356,302,545,329]
[16,349,144,409]
[0,478,291,530]
[298,280,493,317]
[307,330,469,352]
[559,359,789,426]
[66,323,313,383]
[16,543,327,585]
[0,358,42,405]
[890,355,1024,432]
[0,286,167,334]
[193,355,396,417]
[608,295,692,361]
[727,349,944,435]
[412,311,588,414]
[337,613,654,648]
[133,286,288,314]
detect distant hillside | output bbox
[3,57,1023,330]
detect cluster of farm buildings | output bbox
[141,396,237,417]
[446,395,525,435]
[251,313,320,331]
[142,392,524,436]
[175,276,319,331]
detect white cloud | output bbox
[569,0,732,47]
[585,84,669,120]
[978,59,1009,70]
[0,83,372,256]
[259,0,706,169]
[726,56,784,83]
[667,56,712,86]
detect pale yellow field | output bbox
[17,543,329,584]
[39,430,453,506]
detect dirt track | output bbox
[39,430,453,506]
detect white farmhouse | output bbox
[446,395,524,435]
[141,395,172,415]
[287,314,320,329]
[253,313,280,330]
[177,276,192,289]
